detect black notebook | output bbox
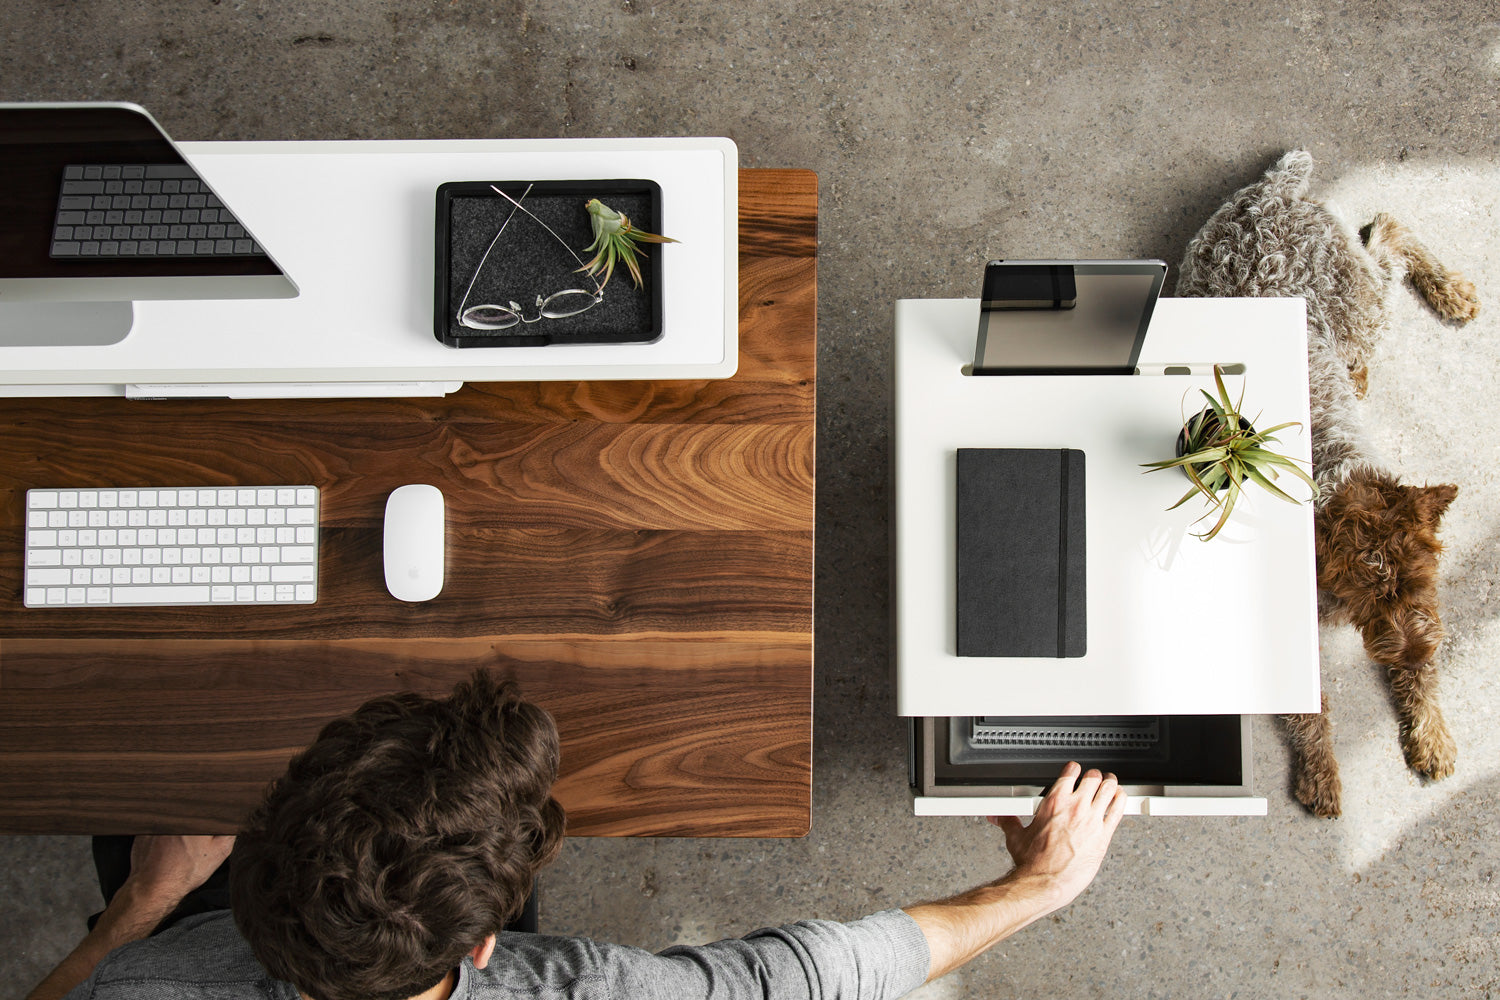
[956,448,1086,657]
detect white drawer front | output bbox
[912,794,1267,817]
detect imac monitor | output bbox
[973,260,1166,375]
[0,102,297,347]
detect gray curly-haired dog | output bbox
[1176,150,1480,818]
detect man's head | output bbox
[229,670,566,1000]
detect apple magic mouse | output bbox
[384,484,444,602]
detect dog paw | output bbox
[1294,767,1343,818]
[1405,723,1457,780]
[1429,273,1481,323]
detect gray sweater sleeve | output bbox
[477,908,931,1000]
[56,908,930,1000]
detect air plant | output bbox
[581,198,678,290]
[1140,364,1317,541]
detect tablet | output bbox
[973,260,1166,374]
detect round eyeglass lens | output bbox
[539,290,603,319]
[459,304,522,330]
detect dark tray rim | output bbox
[433,178,665,349]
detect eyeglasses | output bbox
[455,184,606,331]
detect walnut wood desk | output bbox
[0,169,816,838]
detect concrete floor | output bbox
[5,2,1500,997]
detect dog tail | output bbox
[1261,149,1315,199]
[1361,214,1481,323]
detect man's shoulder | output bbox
[466,934,612,998]
[71,911,292,1000]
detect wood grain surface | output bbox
[0,168,817,837]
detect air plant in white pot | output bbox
[1140,365,1317,541]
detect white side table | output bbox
[893,296,1321,719]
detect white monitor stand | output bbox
[0,297,458,398]
[0,137,740,399]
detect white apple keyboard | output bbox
[23,486,318,607]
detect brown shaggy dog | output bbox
[1302,470,1457,816]
[1176,151,1479,817]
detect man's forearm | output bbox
[26,879,180,1000]
[901,870,1065,982]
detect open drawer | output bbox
[909,715,1265,817]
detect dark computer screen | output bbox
[0,103,283,284]
[973,260,1166,375]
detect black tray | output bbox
[434,179,665,349]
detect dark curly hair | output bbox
[229,670,566,1000]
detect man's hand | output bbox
[26,836,234,1000]
[126,835,237,911]
[903,762,1127,982]
[993,761,1127,911]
